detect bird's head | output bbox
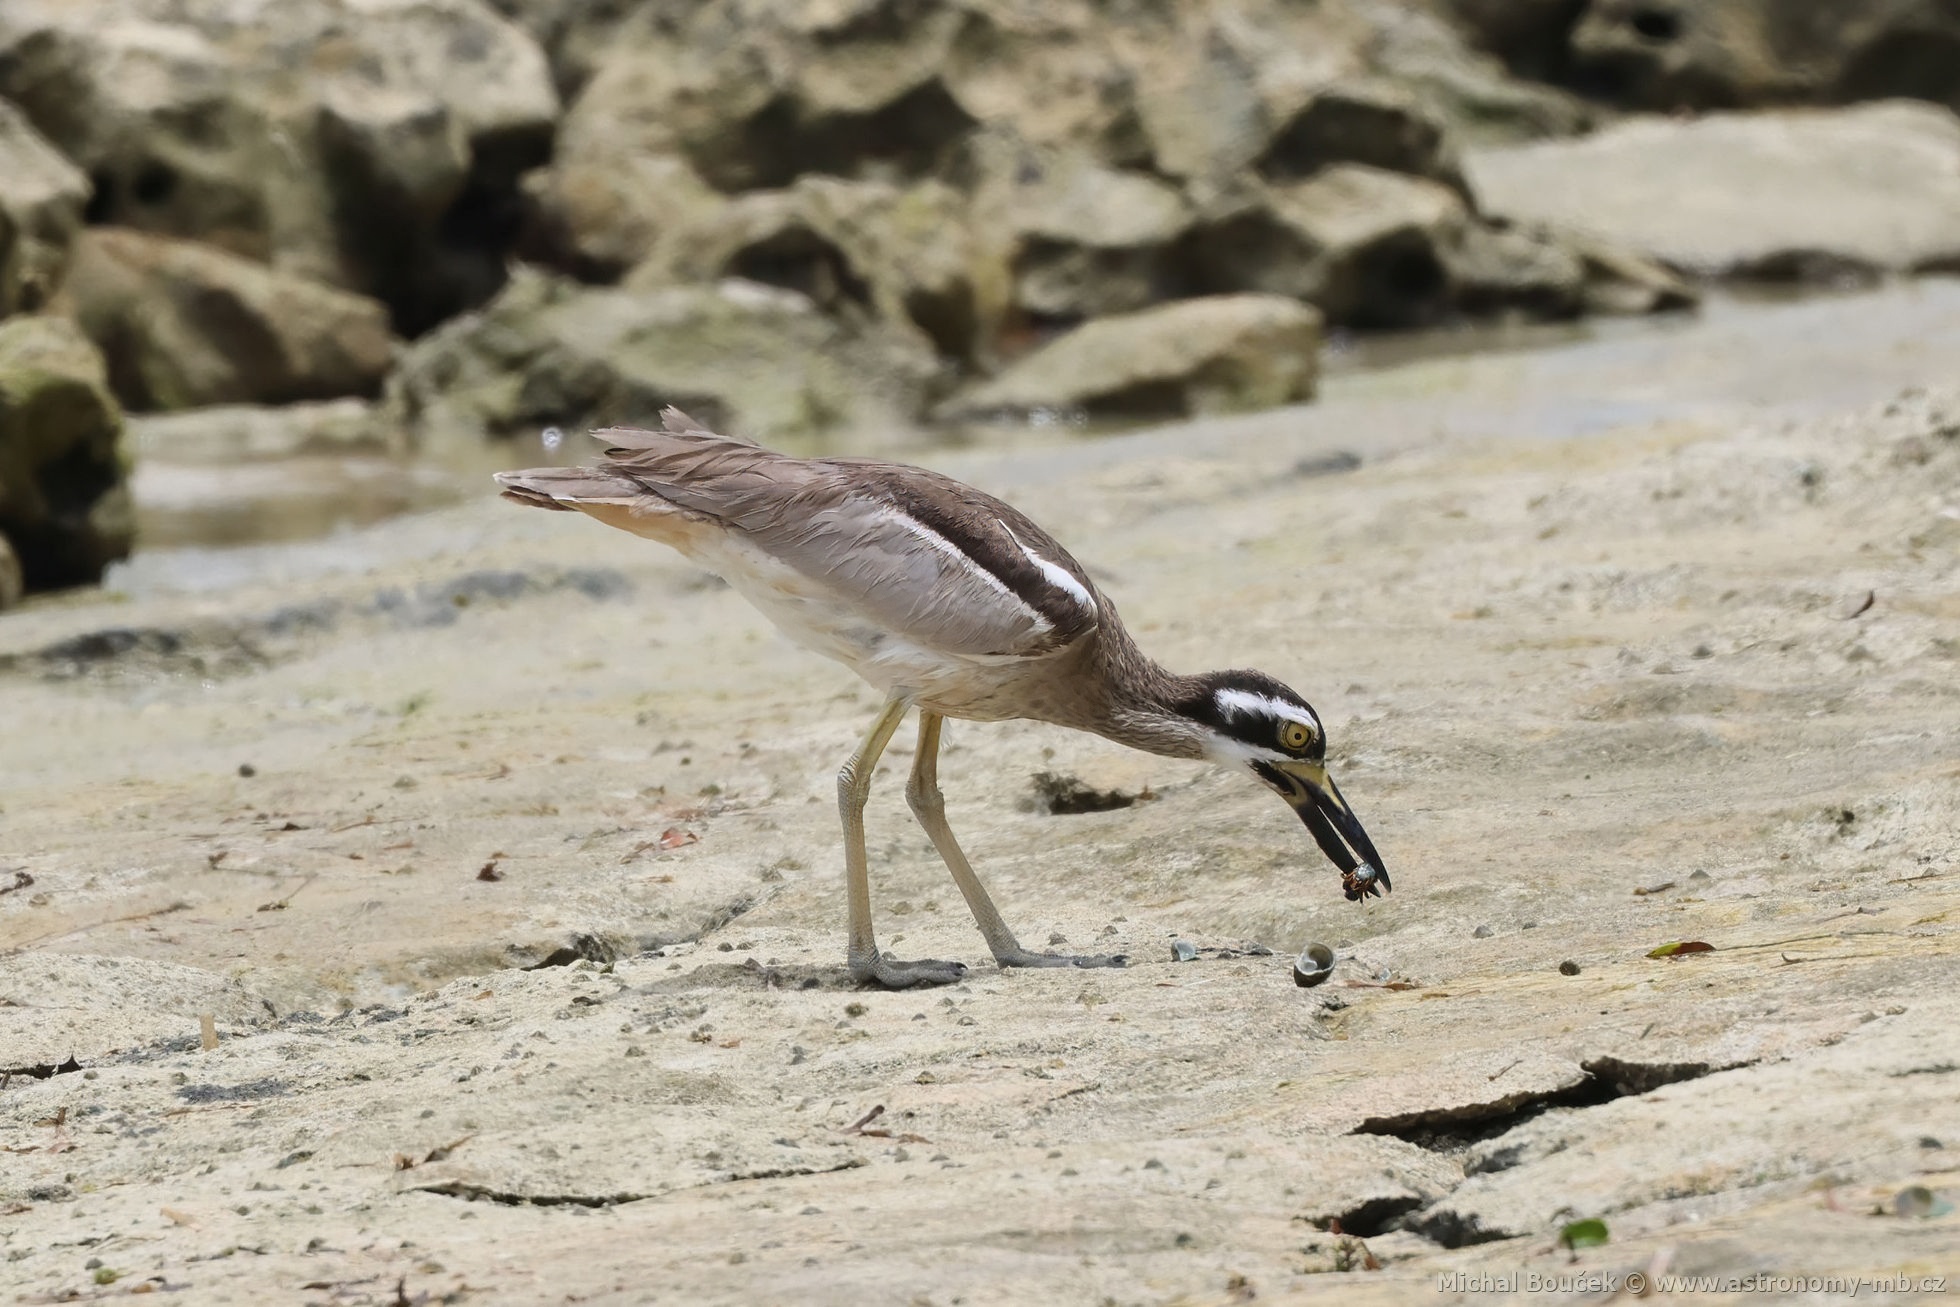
[1182,670,1389,901]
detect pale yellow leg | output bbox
[905,711,1126,972]
[838,698,967,988]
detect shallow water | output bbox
[111,276,1960,595]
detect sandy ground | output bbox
[3,285,1958,1303]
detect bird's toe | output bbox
[857,955,969,989]
[997,949,1127,971]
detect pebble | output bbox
[1558,960,1581,976]
[1170,939,1198,963]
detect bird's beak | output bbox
[1254,760,1390,901]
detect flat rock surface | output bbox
[1466,101,1960,278]
[4,285,1960,1302]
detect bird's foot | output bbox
[852,953,969,989]
[995,948,1128,971]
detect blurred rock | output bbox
[61,229,398,412]
[0,315,132,592]
[1569,0,1960,113]
[958,136,1189,325]
[1366,2,1595,142]
[1444,222,1587,318]
[128,399,399,465]
[481,0,641,98]
[546,0,973,200]
[522,151,726,283]
[937,295,1320,423]
[1427,0,1591,82]
[387,267,937,450]
[1255,80,1464,190]
[1185,166,1467,328]
[631,174,1008,366]
[0,0,559,335]
[1466,102,1960,281]
[0,99,90,317]
[0,531,20,609]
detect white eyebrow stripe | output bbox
[1212,688,1318,731]
[999,521,1097,616]
[879,507,1052,634]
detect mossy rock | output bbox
[0,315,133,596]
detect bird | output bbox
[495,407,1387,989]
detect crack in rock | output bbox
[415,1157,865,1207]
[1354,1055,1757,1247]
[1353,1055,1747,1154]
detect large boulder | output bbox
[957,135,1190,326]
[0,315,132,593]
[60,229,398,411]
[936,295,1320,423]
[0,530,20,608]
[1568,0,1960,113]
[386,267,938,450]
[629,174,1009,367]
[1255,79,1465,189]
[1183,165,1469,328]
[1465,101,1960,281]
[0,0,559,335]
[0,99,90,317]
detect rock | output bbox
[0,315,132,591]
[630,174,1008,366]
[1255,80,1464,190]
[481,0,641,98]
[127,399,399,465]
[0,530,21,609]
[0,0,559,334]
[1569,0,1960,112]
[60,228,398,411]
[959,136,1190,325]
[1185,166,1468,327]
[1443,222,1587,319]
[0,98,90,317]
[387,267,937,451]
[1465,102,1960,281]
[1367,3,1595,144]
[1427,0,1596,82]
[522,151,727,283]
[548,0,972,200]
[935,294,1320,423]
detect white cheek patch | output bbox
[1199,730,1290,767]
[1212,688,1320,737]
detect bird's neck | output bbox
[1081,634,1215,762]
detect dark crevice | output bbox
[521,933,618,970]
[1359,1056,1753,1248]
[1630,7,1681,42]
[1,1055,83,1083]
[1355,1056,1744,1152]
[1026,771,1151,815]
[1306,1194,1424,1238]
[417,1182,647,1208]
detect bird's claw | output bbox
[854,954,969,989]
[996,949,1128,971]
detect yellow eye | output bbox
[1279,721,1313,753]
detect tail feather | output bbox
[494,466,644,509]
[593,407,758,456]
